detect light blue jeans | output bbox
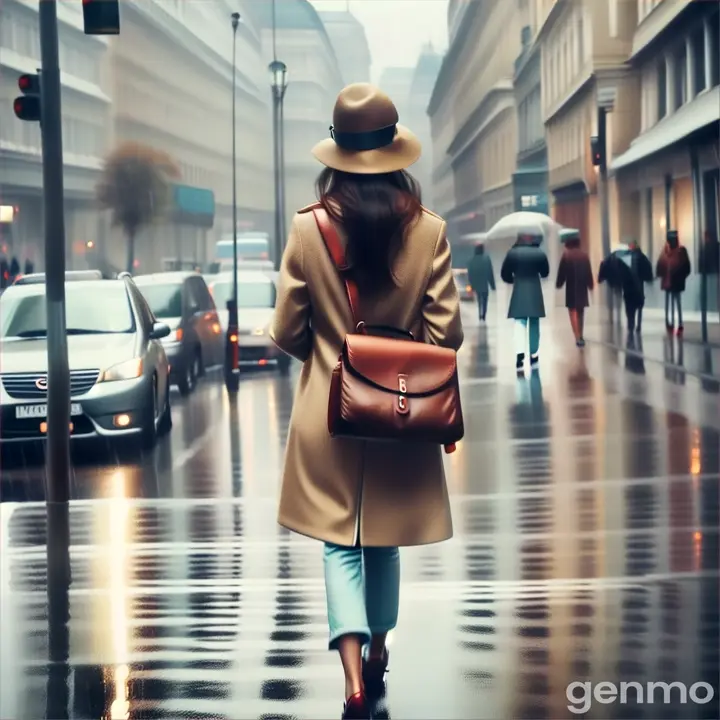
[324,543,400,651]
[515,317,540,356]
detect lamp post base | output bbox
[224,333,240,392]
[224,298,240,393]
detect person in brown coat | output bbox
[556,230,593,346]
[656,229,691,334]
[270,83,463,720]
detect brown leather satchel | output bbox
[313,207,464,453]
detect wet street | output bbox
[1,301,718,720]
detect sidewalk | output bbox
[640,306,720,346]
[585,318,720,382]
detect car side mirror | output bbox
[150,322,170,340]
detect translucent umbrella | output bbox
[559,227,580,243]
[487,211,562,244]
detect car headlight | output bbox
[252,327,266,336]
[99,358,143,382]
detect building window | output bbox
[691,26,706,95]
[709,10,720,88]
[673,45,687,108]
[657,60,667,119]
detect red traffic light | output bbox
[18,73,41,95]
[14,96,41,122]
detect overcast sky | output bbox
[310,0,448,82]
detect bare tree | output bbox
[97,142,180,272]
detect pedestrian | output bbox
[9,256,20,282]
[598,247,625,326]
[500,232,549,373]
[656,229,691,334]
[467,242,495,321]
[270,83,463,720]
[24,258,34,275]
[556,229,593,346]
[0,256,9,289]
[618,238,653,334]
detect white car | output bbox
[207,270,290,373]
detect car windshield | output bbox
[137,283,183,318]
[215,239,269,260]
[212,280,275,309]
[1,283,134,338]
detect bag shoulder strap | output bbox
[312,207,361,325]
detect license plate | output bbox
[16,403,82,419]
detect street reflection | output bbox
[0,315,718,719]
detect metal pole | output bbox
[39,0,70,505]
[272,92,282,271]
[231,19,239,310]
[664,174,672,230]
[278,93,287,253]
[598,108,611,260]
[691,146,708,342]
[224,13,240,393]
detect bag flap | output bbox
[343,333,457,395]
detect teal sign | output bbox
[172,184,215,229]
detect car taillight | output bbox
[174,327,183,342]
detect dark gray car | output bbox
[134,272,223,395]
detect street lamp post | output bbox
[38,0,71,506]
[224,11,241,393]
[269,59,288,271]
[596,85,616,318]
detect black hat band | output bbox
[330,124,397,151]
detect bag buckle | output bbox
[397,374,409,415]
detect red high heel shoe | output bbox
[342,691,371,719]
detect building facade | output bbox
[513,22,549,222]
[258,0,344,234]
[377,66,414,126]
[106,0,272,273]
[0,0,112,270]
[428,0,524,249]
[317,9,371,86]
[611,0,719,315]
[535,0,639,270]
[407,44,443,210]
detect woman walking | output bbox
[501,232,550,372]
[556,230,593,346]
[270,83,463,719]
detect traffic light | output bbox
[13,73,41,122]
[82,0,120,35]
[590,134,604,167]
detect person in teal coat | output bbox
[500,232,550,372]
[467,243,495,321]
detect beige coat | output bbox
[270,203,463,548]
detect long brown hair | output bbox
[316,168,422,292]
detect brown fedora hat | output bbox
[312,83,421,175]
